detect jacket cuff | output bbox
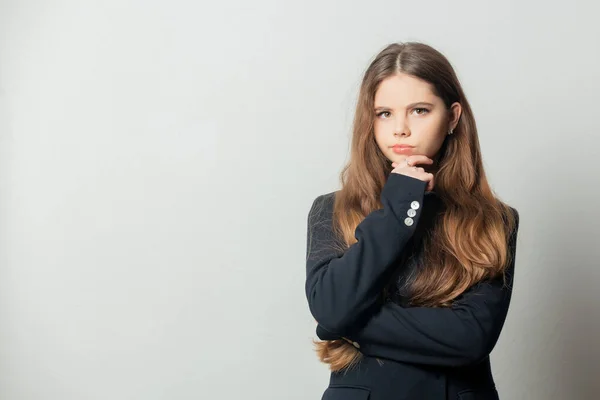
[380,173,427,227]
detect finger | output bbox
[427,175,435,191]
[403,158,417,168]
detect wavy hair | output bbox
[314,42,517,372]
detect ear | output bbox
[448,102,462,130]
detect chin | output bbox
[388,153,408,162]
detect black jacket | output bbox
[305,173,519,400]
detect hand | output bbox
[391,155,435,192]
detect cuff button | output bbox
[404,217,414,226]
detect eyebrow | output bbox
[374,102,435,111]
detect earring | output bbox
[448,128,454,135]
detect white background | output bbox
[1,1,599,399]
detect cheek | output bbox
[374,131,386,151]
[423,133,447,157]
[373,122,387,143]
[416,120,446,154]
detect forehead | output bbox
[374,73,440,106]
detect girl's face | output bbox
[373,73,461,167]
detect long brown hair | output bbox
[314,42,518,371]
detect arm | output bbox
[305,173,427,335]
[317,210,520,367]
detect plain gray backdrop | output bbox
[1,1,599,399]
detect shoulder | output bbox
[307,191,339,237]
[306,192,345,258]
[505,205,520,229]
[509,206,519,221]
[497,201,519,227]
[308,191,337,219]
[502,205,520,249]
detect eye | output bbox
[413,108,430,115]
[376,111,391,119]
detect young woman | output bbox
[305,42,519,400]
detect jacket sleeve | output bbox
[316,210,520,367]
[305,173,428,335]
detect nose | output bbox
[394,117,410,136]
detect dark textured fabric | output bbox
[305,173,519,400]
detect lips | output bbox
[391,145,414,154]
